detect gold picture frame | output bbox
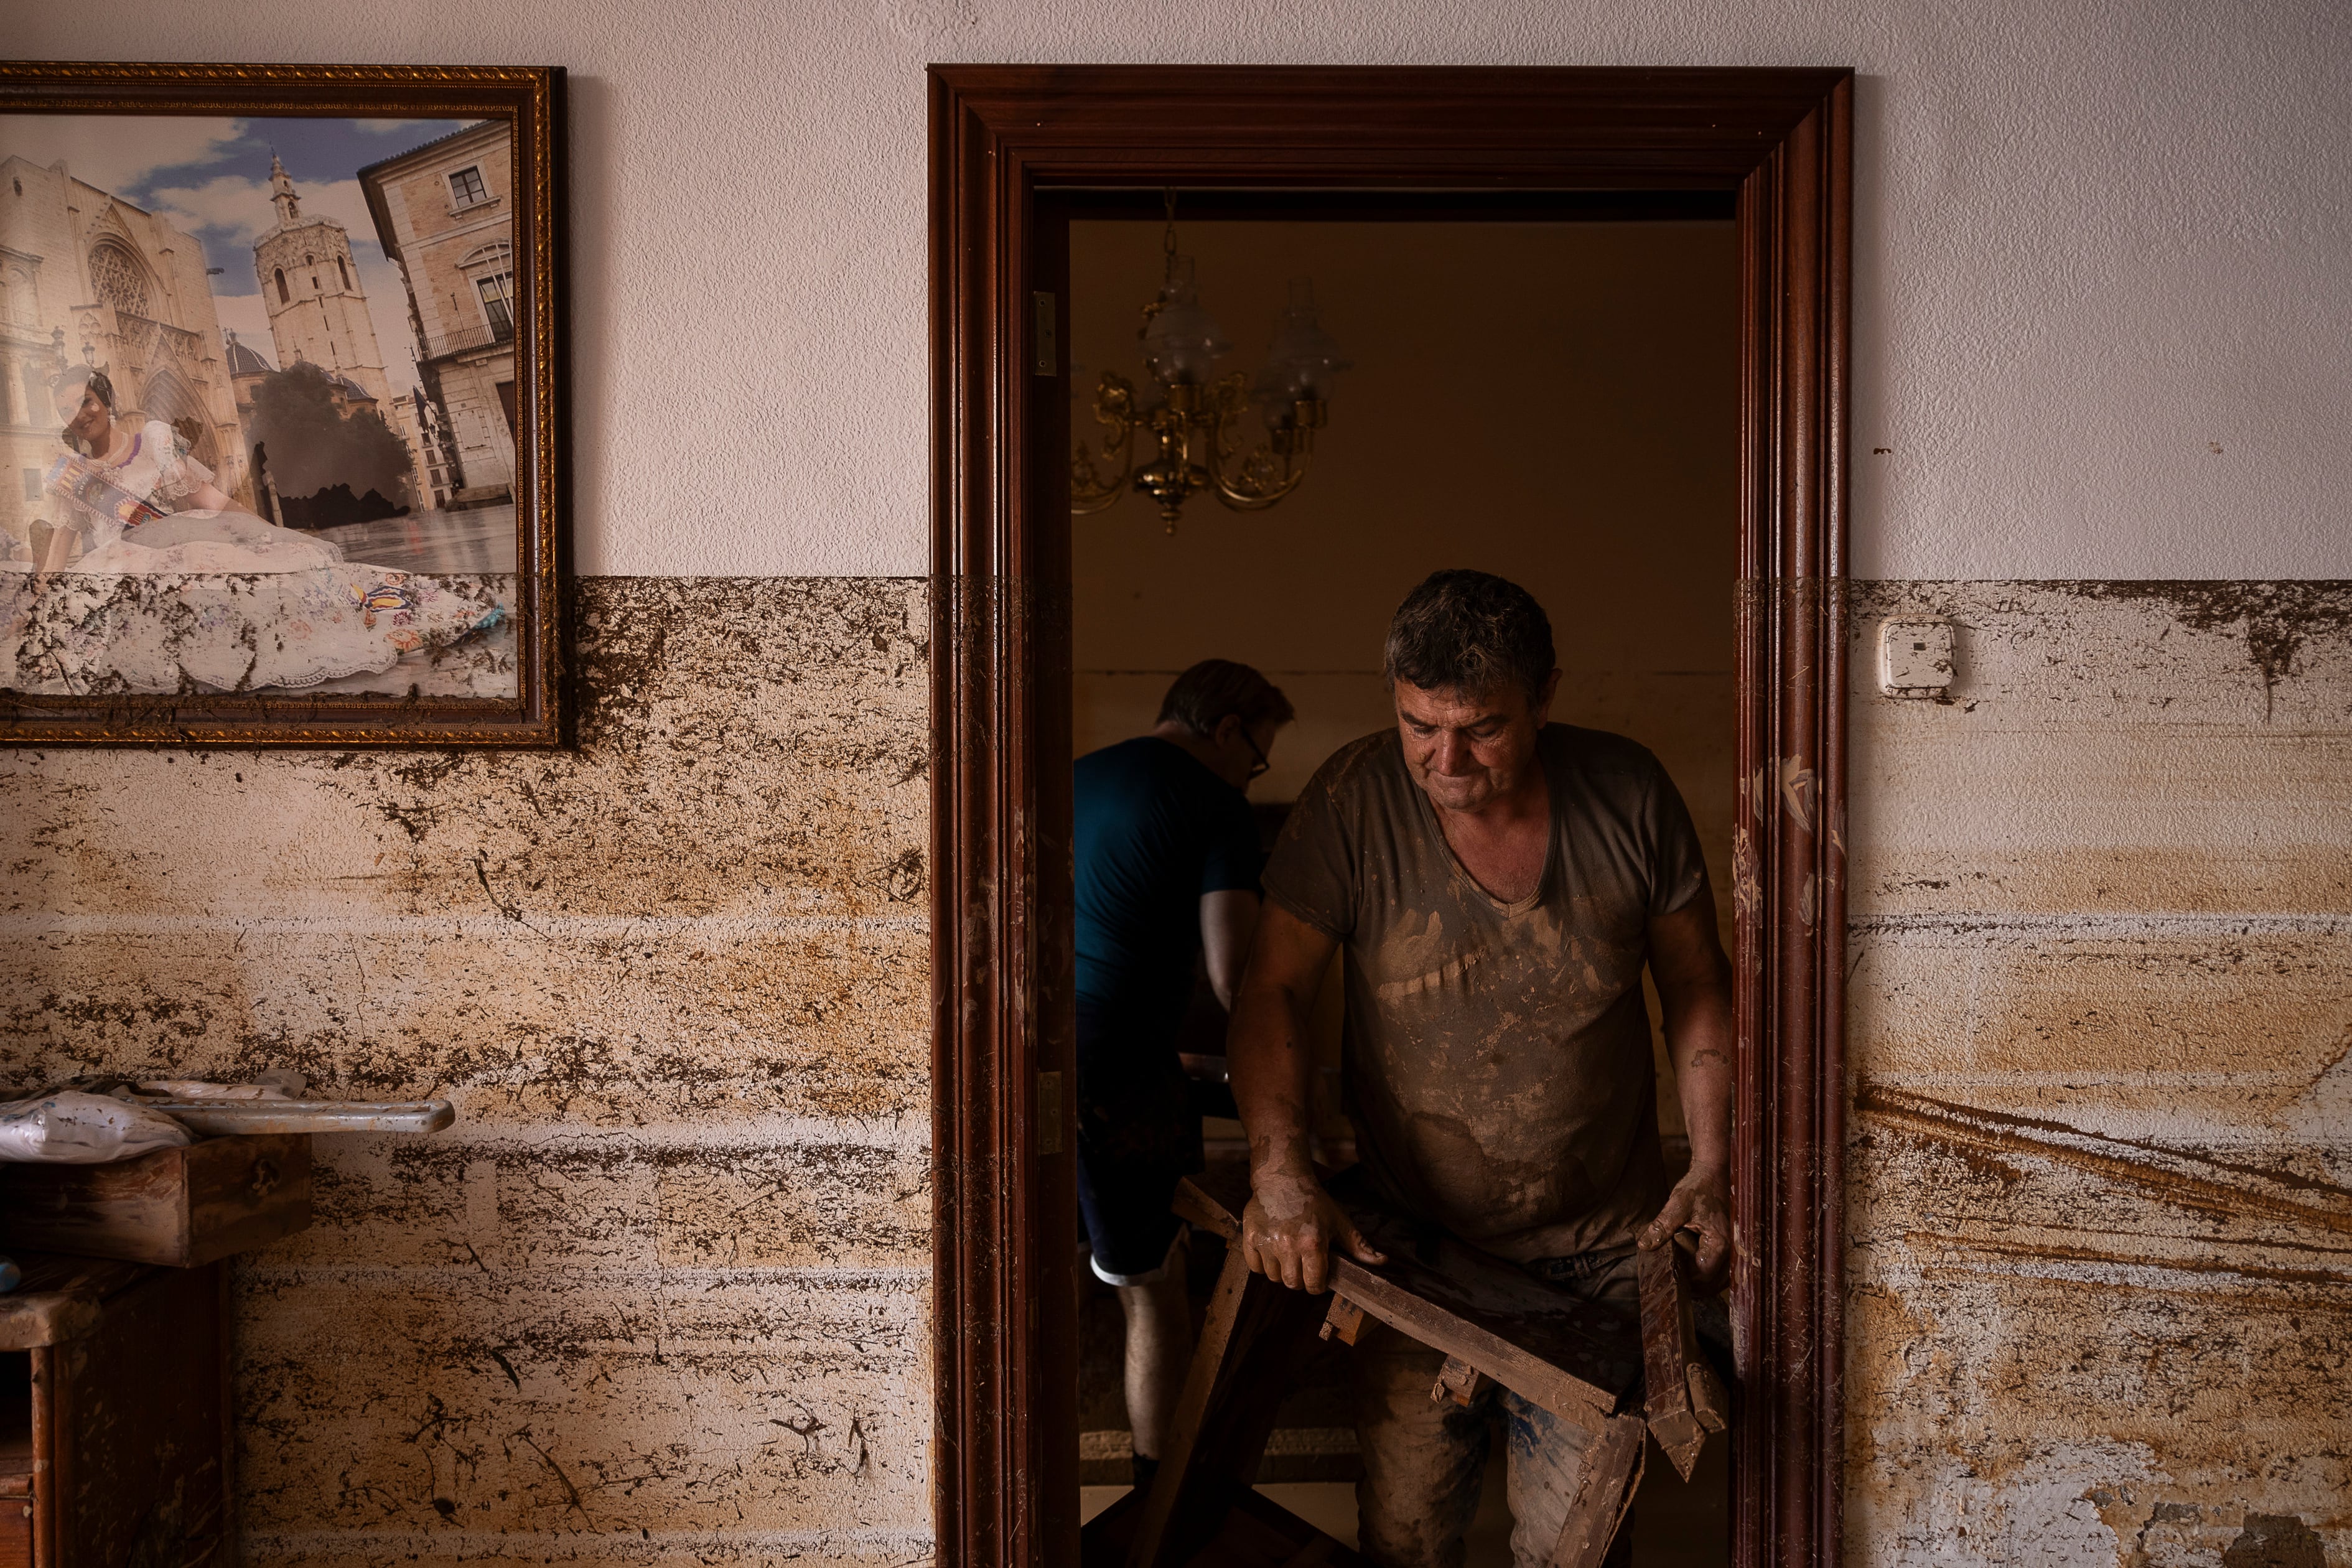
[0,63,564,745]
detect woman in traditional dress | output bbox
[39,366,347,575]
[2,366,504,695]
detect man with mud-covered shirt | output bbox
[1229,569,1735,1568]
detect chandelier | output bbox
[1071,204,1350,533]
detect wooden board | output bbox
[0,1133,311,1267]
[1637,1236,1730,1482]
[1638,1240,1701,1477]
[1174,1167,1640,1430]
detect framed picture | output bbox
[0,64,564,745]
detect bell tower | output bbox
[253,154,394,408]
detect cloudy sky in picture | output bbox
[1,114,474,398]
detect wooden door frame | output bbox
[930,64,1852,1568]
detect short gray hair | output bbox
[1383,570,1555,705]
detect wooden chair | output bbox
[1081,1163,1725,1568]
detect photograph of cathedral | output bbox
[0,110,528,701]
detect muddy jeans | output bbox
[1353,1245,1641,1568]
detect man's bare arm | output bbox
[1227,902,1384,1292]
[1199,889,1261,1012]
[1638,887,1737,1290]
[1227,903,1327,1177]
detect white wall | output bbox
[19,0,2350,580]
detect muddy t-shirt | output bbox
[1262,724,1707,1261]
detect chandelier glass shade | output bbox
[1073,239,1349,532]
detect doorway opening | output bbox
[1065,192,1738,1563]
[930,65,1851,1568]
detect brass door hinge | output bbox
[1033,291,1057,377]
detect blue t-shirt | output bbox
[1074,737,1262,1032]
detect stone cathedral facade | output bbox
[0,151,249,546]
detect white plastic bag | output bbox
[0,1091,192,1164]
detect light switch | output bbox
[1878,619,1954,698]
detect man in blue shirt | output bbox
[1075,658,1294,1490]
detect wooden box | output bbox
[0,1134,310,1267]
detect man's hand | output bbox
[1638,1165,1731,1292]
[1240,1168,1388,1294]
[1648,894,1735,1294]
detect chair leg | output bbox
[1123,1244,1331,1568]
[1546,1414,1648,1568]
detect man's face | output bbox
[1393,672,1557,813]
[1203,713,1282,793]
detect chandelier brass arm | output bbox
[1070,370,1329,533]
[1205,375,1323,514]
[1070,372,1140,516]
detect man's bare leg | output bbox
[1116,1242,1192,1470]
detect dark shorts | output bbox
[1074,995,1203,1283]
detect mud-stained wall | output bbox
[1847,581,2351,1566]
[5,572,2347,1566]
[0,577,933,1564]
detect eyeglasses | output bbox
[1239,726,1270,782]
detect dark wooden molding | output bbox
[930,64,1851,1568]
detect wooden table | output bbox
[1081,1162,1725,1568]
[0,1251,235,1568]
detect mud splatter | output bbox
[2224,1513,2326,1568]
[0,576,936,1557]
[1846,581,2351,1564]
[2060,582,2352,702]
